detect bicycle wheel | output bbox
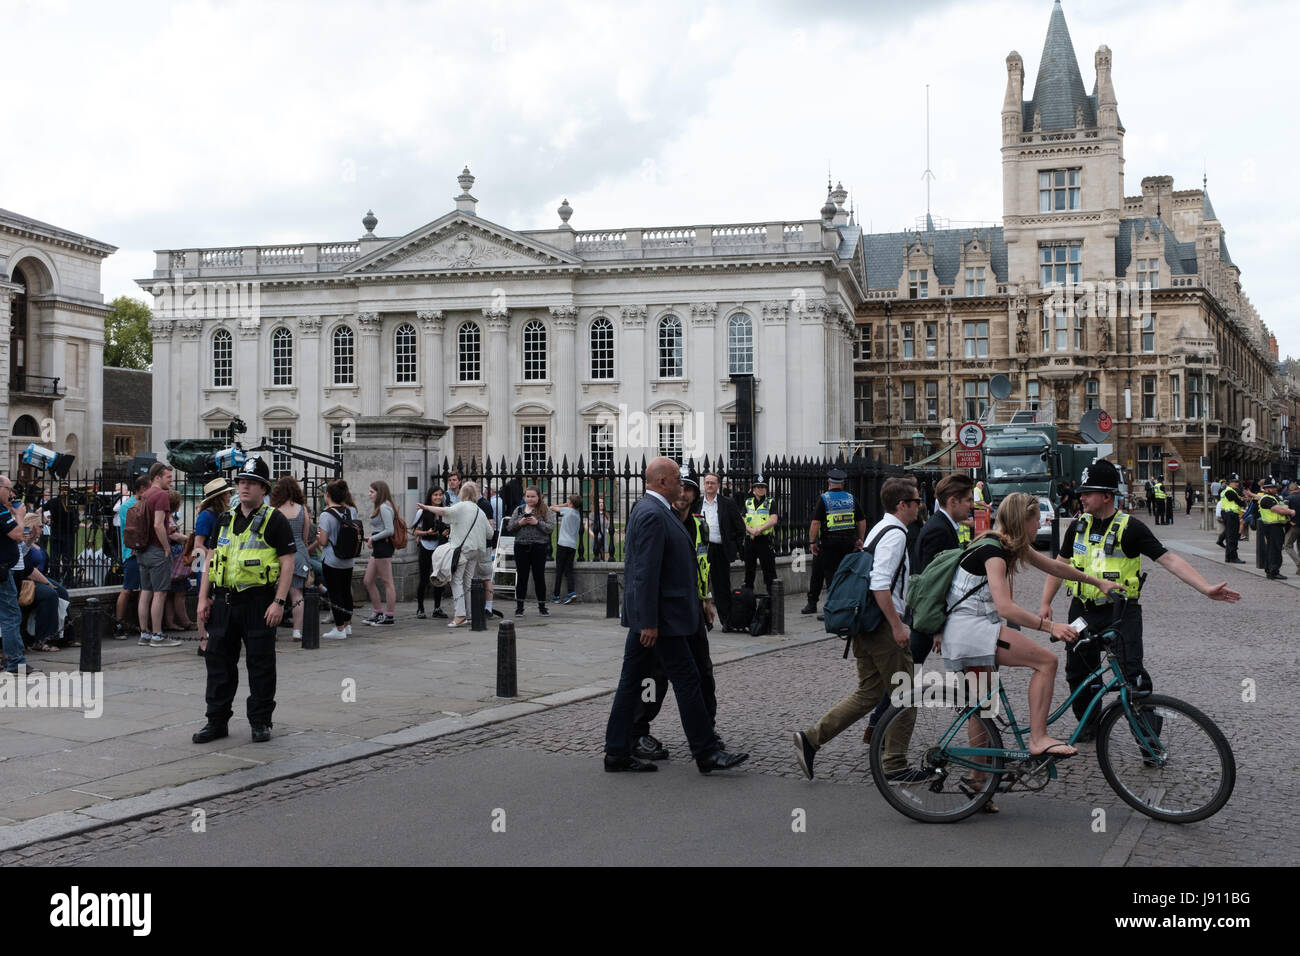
[1095,694,1235,823]
[868,697,1004,823]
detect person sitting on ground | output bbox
[936,491,1120,769]
[15,514,75,651]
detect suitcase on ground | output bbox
[728,585,756,632]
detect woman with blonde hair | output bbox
[418,480,490,628]
[936,491,1119,768]
[363,480,397,626]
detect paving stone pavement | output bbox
[3,516,1293,865]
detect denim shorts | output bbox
[122,556,141,592]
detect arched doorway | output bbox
[12,415,40,436]
[11,414,42,487]
[9,266,28,390]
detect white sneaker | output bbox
[138,633,154,646]
[322,627,348,640]
[150,634,183,647]
[292,630,302,641]
[344,624,353,637]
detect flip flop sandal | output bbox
[1030,743,1077,760]
[958,776,1001,813]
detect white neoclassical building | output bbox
[1,209,116,472]
[141,170,864,472]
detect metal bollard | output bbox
[770,579,785,634]
[1256,528,1266,570]
[79,597,102,674]
[301,585,320,649]
[471,579,486,631]
[605,572,620,619]
[496,619,517,697]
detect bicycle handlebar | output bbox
[1049,589,1128,644]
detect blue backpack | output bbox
[1242,499,1260,530]
[823,525,907,657]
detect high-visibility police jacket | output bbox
[1219,487,1242,515]
[745,496,774,536]
[210,505,281,592]
[1258,494,1288,525]
[957,523,973,545]
[1066,511,1143,603]
[1153,482,1167,500]
[690,514,711,600]
[821,490,857,534]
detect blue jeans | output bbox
[604,628,721,759]
[0,574,26,671]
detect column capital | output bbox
[417,309,446,332]
[620,305,647,328]
[177,318,205,339]
[483,308,509,332]
[297,315,323,335]
[148,318,175,342]
[357,311,383,330]
[548,305,578,329]
[761,300,789,324]
[238,318,263,339]
[689,302,717,327]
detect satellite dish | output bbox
[989,374,1012,401]
[1079,408,1115,445]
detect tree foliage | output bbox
[104,296,153,370]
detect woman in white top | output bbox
[418,481,490,628]
[362,480,397,626]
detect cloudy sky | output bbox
[4,0,1296,356]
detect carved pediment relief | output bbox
[389,231,539,270]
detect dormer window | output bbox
[964,267,986,296]
[1135,258,1160,289]
[1039,169,1081,212]
[909,269,929,299]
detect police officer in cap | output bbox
[1256,476,1296,581]
[801,468,865,619]
[192,454,298,744]
[1039,459,1240,739]
[1218,473,1246,564]
[742,475,778,593]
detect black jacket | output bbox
[700,493,745,563]
[913,510,962,575]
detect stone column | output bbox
[0,298,12,451]
[690,303,717,455]
[760,301,789,459]
[342,415,449,601]
[620,306,647,460]
[798,301,828,457]
[86,334,105,466]
[418,310,445,419]
[297,315,323,449]
[550,306,578,459]
[176,319,205,445]
[236,320,261,434]
[483,308,510,460]
[149,319,176,456]
[357,311,383,416]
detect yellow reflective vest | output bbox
[1219,487,1242,515]
[1258,494,1287,525]
[210,505,281,592]
[691,514,711,600]
[745,496,774,535]
[1066,511,1143,603]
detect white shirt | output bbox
[644,490,674,514]
[866,513,911,616]
[700,495,722,543]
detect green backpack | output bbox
[905,537,1001,635]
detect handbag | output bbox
[429,509,482,586]
[18,578,35,607]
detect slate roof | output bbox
[103,367,153,426]
[862,225,1007,291]
[1219,235,1235,269]
[1202,189,1219,221]
[1024,1,1096,131]
[1115,218,1198,277]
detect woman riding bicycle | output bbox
[935,491,1120,766]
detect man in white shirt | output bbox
[794,477,926,782]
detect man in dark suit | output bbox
[603,458,748,773]
[699,471,745,630]
[863,472,974,742]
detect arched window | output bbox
[212,329,233,387]
[589,316,614,379]
[332,325,354,385]
[458,322,481,382]
[394,323,417,383]
[657,314,683,378]
[522,320,547,381]
[271,327,293,385]
[12,414,39,436]
[727,313,754,374]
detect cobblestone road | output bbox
[5,533,1293,866]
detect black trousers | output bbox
[743,535,776,590]
[1223,512,1240,561]
[415,547,445,609]
[205,594,277,726]
[604,627,720,759]
[1263,523,1285,576]
[552,545,576,597]
[707,542,733,624]
[513,541,548,606]
[807,536,854,605]
[1065,598,1148,728]
[630,619,716,740]
[322,563,354,626]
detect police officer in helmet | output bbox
[742,476,779,593]
[193,454,298,744]
[801,468,866,619]
[1038,459,1240,739]
[1256,476,1296,581]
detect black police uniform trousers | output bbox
[1065,597,1149,730]
[1223,512,1241,561]
[807,534,854,605]
[1263,522,1285,576]
[630,618,716,742]
[743,533,777,591]
[204,587,278,727]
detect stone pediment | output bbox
[346,213,579,275]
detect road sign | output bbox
[957,422,986,449]
[1167,459,1180,471]
[955,448,982,469]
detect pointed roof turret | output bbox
[1026,1,1096,131]
[1203,187,1218,222]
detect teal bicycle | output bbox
[867,596,1236,823]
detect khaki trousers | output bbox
[806,617,916,773]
